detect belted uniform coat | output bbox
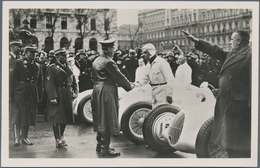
[45,63,77,124]
[196,40,251,150]
[91,54,132,135]
[9,57,38,125]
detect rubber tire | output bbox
[121,101,152,144]
[195,116,214,158]
[143,104,179,154]
[78,95,93,125]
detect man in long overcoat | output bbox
[10,44,38,147]
[184,30,251,158]
[91,38,134,156]
[45,48,78,148]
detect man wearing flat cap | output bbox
[75,49,93,92]
[9,44,39,147]
[184,30,251,158]
[125,49,138,82]
[45,48,78,148]
[91,38,134,156]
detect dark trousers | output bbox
[227,149,251,158]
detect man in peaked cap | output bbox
[45,47,77,148]
[75,49,93,92]
[9,44,39,147]
[91,38,134,156]
[9,39,23,66]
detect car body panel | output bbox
[162,86,216,153]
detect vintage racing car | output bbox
[142,83,228,158]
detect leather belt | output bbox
[94,81,114,85]
[58,83,71,88]
[17,81,36,85]
[149,82,167,87]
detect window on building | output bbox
[61,17,67,29]
[194,13,196,22]
[91,18,96,31]
[46,16,52,29]
[104,18,110,31]
[30,15,37,29]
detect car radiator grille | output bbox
[168,112,185,146]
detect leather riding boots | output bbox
[22,125,33,145]
[13,124,20,147]
[53,123,66,148]
[100,133,120,156]
[96,133,114,153]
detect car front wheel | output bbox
[121,101,152,144]
[195,116,228,158]
[143,104,179,154]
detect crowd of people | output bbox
[9,19,251,158]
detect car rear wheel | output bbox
[195,116,228,158]
[78,95,93,125]
[121,101,152,144]
[143,104,179,154]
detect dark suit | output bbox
[196,40,251,152]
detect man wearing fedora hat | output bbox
[91,38,134,156]
[45,48,77,148]
[9,44,39,147]
[184,30,251,158]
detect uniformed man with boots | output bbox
[45,48,77,148]
[10,44,38,147]
[91,38,134,156]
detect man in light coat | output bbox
[184,30,251,158]
[135,43,174,107]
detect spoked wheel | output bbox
[78,95,93,125]
[195,117,228,158]
[121,101,152,144]
[143,104,179,154]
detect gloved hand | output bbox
[166,96,172,104]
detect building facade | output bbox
[138,9,252,54]
[9,9,118,54]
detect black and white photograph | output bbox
[1,1,259,167]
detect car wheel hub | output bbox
[152,112,176,144]
[129,108,150,138]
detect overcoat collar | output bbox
[220,45,251,73]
